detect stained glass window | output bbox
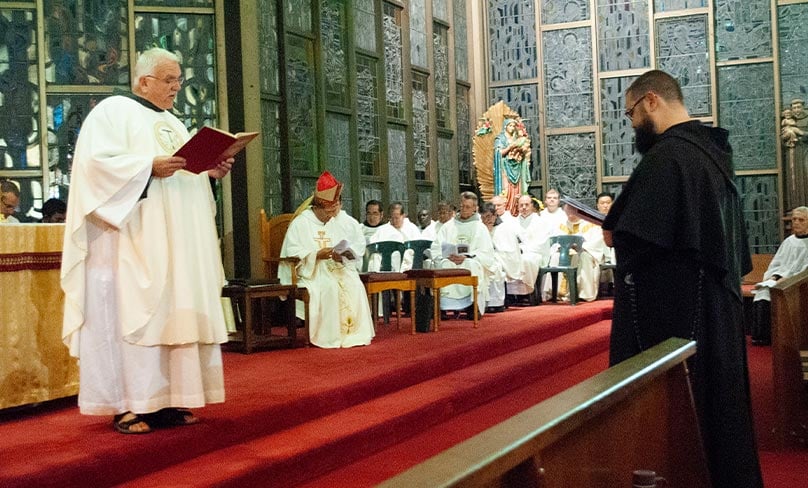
[355,0,377,52]
[357,55,380,176]
[488,0,538,82]
[457,85,472,186]
[409,0,428,68]
[453,0,469,82]
[715,0,772,62]
[718,64,776,171]
[0,8,39,171]
[434,24,450,129]
[327,113,353,210]
[600,76,640,177]
[778,4,808,106]
[412,72,431,181]
[738,175,779,253]
[543,27,594,128]
[388,127,409,205]
[383,3,405,120]
[438,136,455,201]
[259,0,279,96]
[285,34,317,172]
[45,0,129,85]
[47,94,109,199]
[655,15,711,116]
[596,0,650,72]
[283,0,312,35]
[654,0,706,11]
[542,0,589,24]
[322,0,349,109]
[547,133,597,205]
[262,100,282,215]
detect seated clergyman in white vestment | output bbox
[429,192,495,317]
[543,203,609,302]
[508,194,552,296]
[280,171,375,348]
[60,48,233,435]
[480,203,511,312]
[368,202,422,272]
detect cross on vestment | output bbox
[314,231,332,249]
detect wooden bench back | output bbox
[742,253,774,285]
[379,338,710,488]
[770,268,808,447]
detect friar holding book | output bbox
[61,47,235,434]
[279,171,375,348]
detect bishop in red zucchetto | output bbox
[278,170,375,348]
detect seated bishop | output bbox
[279,171,375,348]
[429,191,495,317]
[542,202,609,302]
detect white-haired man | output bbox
[61,47,234,434]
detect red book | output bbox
[174,126,259,174]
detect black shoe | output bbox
[485,305,505,313]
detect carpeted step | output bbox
[117,320,611,488]
[0,302,611,488]
[299,350,611,487]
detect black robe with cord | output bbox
[603,120,762,488]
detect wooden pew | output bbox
[770,268,808,448]
[379,338,710,487]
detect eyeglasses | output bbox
[145,74,184,86]
[625,93,649,119]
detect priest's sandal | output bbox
[113,412,153,434]
[148,408,199,428]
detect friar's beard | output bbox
[634,119,658,155]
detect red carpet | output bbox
[0,301,612,488]
[2,299,805,487]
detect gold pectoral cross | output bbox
[314,231,332,249]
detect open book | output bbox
[333,239,357,261]
[560,196,606,225]
[174,126,259,174]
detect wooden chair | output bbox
[361,241,417,332]
[260,209,310,346]
[538,235,585,305]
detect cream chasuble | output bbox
[280,209,374,348]
[60,95,227,415]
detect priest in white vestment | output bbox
[539,188,567,230]
[361,199,384,242]
[280,172,374,348]
[508,194,552,296]
[492,194,516,227]
[543,203,609,302]
[368,202,422,272]
[480,203,514,312]
[60,48,233,434]
[429,192,495,317]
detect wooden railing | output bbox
[379,338,710,488]
[771,268,808,448]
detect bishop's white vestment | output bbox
[61,95,228,416]
[280,208,374,348]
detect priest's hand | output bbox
[152,156,187,178]
[447,253,466,265]
[207,158,235,179]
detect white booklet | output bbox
[333,239,357,261]
[441,242,473,258]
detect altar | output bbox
[0,224,78,410]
